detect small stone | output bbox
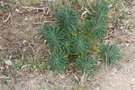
[124,43,130,47]
[131,78,135,84]
[111,68,118,75]
[0,67,4,70]
[5,60,12,66]
[25,18,28,21]
[22,40,27,44]
[95,87,100,90]
[15,9,20,12]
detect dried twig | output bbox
[21,6,46,13]
[81,8,89,20]
[2,12,11,22]
[0,75,11,80]
[33,21,54,25]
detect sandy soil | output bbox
[95,29,135,90]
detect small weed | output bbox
[124,56,130,61]
[99,44,120,65]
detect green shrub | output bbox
[39,25,67,51]
[99,44,120,65]
[56,7,79,33]
[71,35,89,55]
[48,53,68,72]
[37,0,120,74]
[76,56,96,74]
[83,0,109,41]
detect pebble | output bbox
[111,68,118,75]
[131,78,135,84]
[5,60,12,66]
[95,87,100,90]
[124,43,130,47]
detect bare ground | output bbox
[0,1,135,90]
